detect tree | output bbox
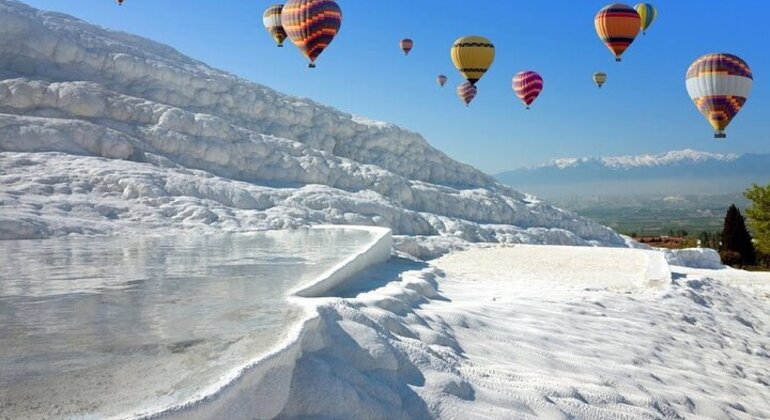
[745,184,770,255]
[721,204,757,266]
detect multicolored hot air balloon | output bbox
[400,39,414,56]
[451,36,495,85]
[595,4,641,62]
[281,0,342,68]
[263,5,288,47]
[513,71,544,109]
[437,75,448,87]
[634,3,657,35]
[457,82,477,107]
[593,72,608,88]
[686,53,753,139]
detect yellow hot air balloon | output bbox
[593,72,607,88]
[634,3,657,35]
[450,36,495,85]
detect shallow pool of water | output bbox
[0,228,375,419]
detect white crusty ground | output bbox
[270,246,770,419]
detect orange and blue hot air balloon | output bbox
[400,39,414,56]
[595,4,641,62]
[457,82,477,107]
[686,53,753,139]
[281,0,342,68]
[513,71,544,109]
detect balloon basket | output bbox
[714,132,727,139]
[615,58,621,62]
[308,63,316,68]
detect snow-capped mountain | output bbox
[497,149,770,198]
[548,149,739,170]
[0,0,625,253]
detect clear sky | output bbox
[20,0,769,173]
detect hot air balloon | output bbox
[437,75,448,87]
[263,5,288,47]
[116,0,125,4]
[513,71,544,109]
[593,72,608,88]
[634,3,657,35]
[451,36,495,85]
[686,53,752,139]
[400,39,414,56]
[595,4,641,62]
[457,82,477,107]
[281,0,342,68]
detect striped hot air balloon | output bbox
[263,5,288,47]
[457,82,477,107]
[281,0,342,68]
[400,39,414,56]
[686,53,753,139]
[595,4,641,62]
[634,3,657,35]
[593,71,608,88]
[437,75,448,87]
[451,36,495,85]
[513,71,544,109]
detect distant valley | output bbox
[496,150,770,235]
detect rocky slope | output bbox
[0,0,625,254]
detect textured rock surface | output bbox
[0,0,625,252]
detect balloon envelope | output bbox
[513,71,544,108]
[593,72,607,87]
[457,82,477,106]
[263,4,288,47]
[451,36,495,85]
[282,0,342,67]
[400,39,414,55]
[437,75,448,87]
[686,53,752,138]
[595,4,641,62]
[634,3,657,34]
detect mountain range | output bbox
[496,149,770,199]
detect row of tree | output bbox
[718,184,770,268]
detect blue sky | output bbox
[21,0,769,173]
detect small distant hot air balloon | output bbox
[400,39,414,56]
[437,75,448,87]
[513,71,544,109]
[451,36,495,85]
[263,5,288,47]
[686,53,752,139]
[595,4,641,62]
[457,82,477,107]
[281,0,342,68]
[634,3,657,35]
[593,72,608,88]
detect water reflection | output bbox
[0,228,373,418]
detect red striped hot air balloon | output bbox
[513,71,544,109]
[400,39,414,55]
[595,4,641,62]
[457,82,477,107]
[437,75,448,87]
[686,53,753,138]
[281,0,342,68]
